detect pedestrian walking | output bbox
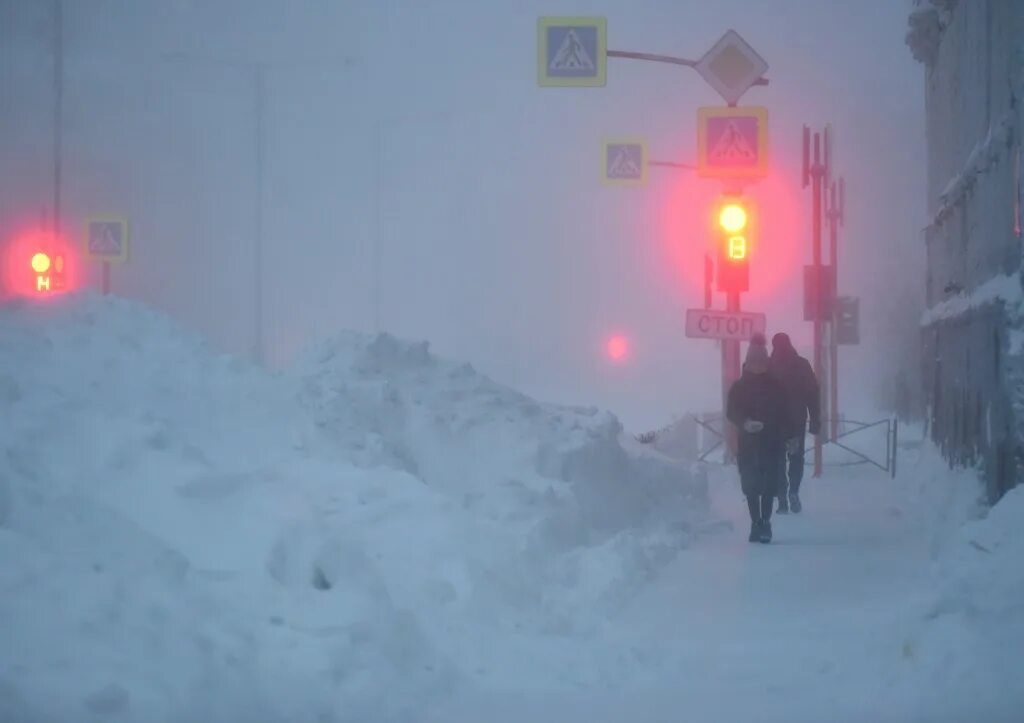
[727,334,790,544]
[769,333,821,514]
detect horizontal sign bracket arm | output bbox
[606,50,769,86]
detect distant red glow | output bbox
[606,334,630,363]
[2,228,79,300]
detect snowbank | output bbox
[0,293,706,721]
[903,483,1024,715]
[877,442,1023,720]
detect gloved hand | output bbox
[786,437,801,455]
[808,419,821,436]
[743,419,764,434]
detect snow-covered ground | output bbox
[0,293,1021,722]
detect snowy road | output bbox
[427,460,1004,723]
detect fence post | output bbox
[891,416,899,479]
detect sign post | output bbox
[84,217,129,295]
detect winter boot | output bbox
[777,496,789,514]
[789,493,802,514]
[749,521,761,543]
[759,520,772,544]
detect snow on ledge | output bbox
[931,110,1016,228]
[921,272,1023,327]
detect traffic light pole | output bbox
[51,0,63,245]
[722,290,742,462]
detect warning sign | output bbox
[550,29,595,72]
[537,17,607,87]
[697,106,768,179]
[84,217,129,264]
[603,139,647,185]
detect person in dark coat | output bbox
[727,334,789,544]
[769,332,821,514]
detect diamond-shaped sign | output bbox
[602,139,647,186]
[694,30,768,106]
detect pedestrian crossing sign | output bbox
[697,106,769,179]
[602,139,647,186]
[84,217,129,263]
[537,17,607,87]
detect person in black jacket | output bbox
[727,334,789,544]
[769,333,821,514]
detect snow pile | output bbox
[0,294,706,721]
[909,484,1024,711]
[880,443,1023,719]
[297,332,707,628]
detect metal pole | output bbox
[828,181,840,441]
[52,0,63,241]
[704,254,713,309]
[253,66,266,364]
[891,416,899,479]
[373,125,382,334]
[722,290,742,463]
[812,133,824,478]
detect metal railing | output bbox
[675,414,900,477]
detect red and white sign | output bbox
[685,309,766,341]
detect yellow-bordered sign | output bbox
[84,216,130,264]
[697,106,769,179]
[537,17,607,87]
[602,138,647,186]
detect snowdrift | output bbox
[904,482,1024,716]
[0,294,706,721]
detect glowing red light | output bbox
[2,229,78,300]
[606,335,630,363]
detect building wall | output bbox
[908,0,1024,502]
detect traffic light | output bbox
[30,249,65,293]
[716,197,752,293]
[2,230,72,299]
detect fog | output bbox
[0,0,925,430]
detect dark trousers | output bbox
[746,494,774,523]
[779,428,806,499]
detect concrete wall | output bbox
[909,0,1024,502]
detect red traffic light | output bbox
[715,197,752,293]
[2,229,76,299]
